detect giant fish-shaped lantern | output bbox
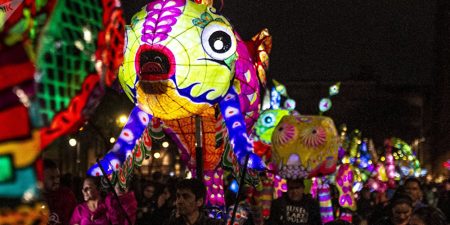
[88,0,271,177]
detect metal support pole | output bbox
[229,154,250,225]
[76,140,81,177]
[195,116,203,179]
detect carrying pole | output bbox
[195,116,203,179]
[229,153,250,225]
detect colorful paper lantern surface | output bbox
[255,109,290,145]
[335,164,357,211]
[272,115,339,178]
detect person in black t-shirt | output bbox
[267,178,321,225]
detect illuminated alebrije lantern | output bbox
[272,115,340,178]
[318,181,334,223]
[255,109,290,145]
[335,164,356,211]
[390,138,422,178]
[89,0,271,177]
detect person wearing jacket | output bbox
[164,179,223,225]
[70,177,137,225]
[43,159,77,225]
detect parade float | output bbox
[83,1,272,223]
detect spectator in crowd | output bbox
[404,177,427,210]
[373,192,413,225]
[356,187,375,219]
[151,185,176,223]
[70,177,137,225]
[136,182,171,225]
[136,182,159,224]
[352,214,368,225]
[164,179,223,225]
[43,159,77,225]
[266,178,321,225]
[368,190,390,224]
[436,179,450,223]
[409,206,448,225]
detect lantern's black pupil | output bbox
[265,116,272,124]
[209,31,231,53]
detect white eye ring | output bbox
[262,113,276,127]
[201,21,237,61]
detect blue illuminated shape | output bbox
[230,179,239,193]
[270,87,281,109]
[173,77,216,105]
[319,98,332,112]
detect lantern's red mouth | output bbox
[136,45,175,81]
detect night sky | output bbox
[120,0,438,146]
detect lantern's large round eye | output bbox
[261,113,276,127]
[201,21,237,61]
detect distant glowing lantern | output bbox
[69,138,77,147]
[272,115,339,178]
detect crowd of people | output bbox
[42,159,449,225]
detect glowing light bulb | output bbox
[117,114,128,126]
[69,138,77,147]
